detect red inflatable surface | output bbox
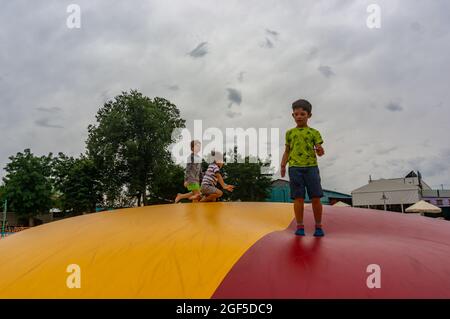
[213,206,450,298]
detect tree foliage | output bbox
[2,149,53,226]
[222,150,273,201]
[52,153,102,214]
[86,90,185,206]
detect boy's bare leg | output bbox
[189,190,201,202]
[200,191,222,202]
[200,194,214,202]
[293,198,305,224]
[175,192,193,203]
[311,197,323,225]
[200,194,216,202]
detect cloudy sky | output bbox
[1,0,449,193]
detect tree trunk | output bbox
[142,185,147,206]
[137,192,141,207]
[28,216,35,227]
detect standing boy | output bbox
[281,99,325,237]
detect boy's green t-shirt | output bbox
[285,126,323,167]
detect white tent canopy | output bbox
[405,200,442,214]
[333,201,351,207]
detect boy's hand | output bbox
[315,145,325,157]
[184,181,188,188]
[281,165,286,177]
[224,184,235,192]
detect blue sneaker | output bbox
[314,227,325,237]
[295,227,305,236]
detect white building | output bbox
[352,171,431,213]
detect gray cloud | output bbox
[261,38,274,49]
[385,102,403,112]
[401,154,448,183]
[238,72,245,82]
[265,28,279,38]
[167,85,179,91]
[226,110,242,118]
[35,107,62,113]
[35,118,63,129]
[386,159,401,168]
[188,42,208,58]
[411,22,423,32]
[307,47,319,60]
[377,146,398,155]
[320,155,338,170]
[261,28,279,48]
[226,88,242,107]
[100,91,112,103]
[317,65,335,78]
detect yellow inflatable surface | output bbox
[0,202,294,299]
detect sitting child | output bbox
[200,151,235,202]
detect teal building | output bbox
[267,179,352,205]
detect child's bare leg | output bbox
[201,194,218,202]
[293,198,305,224]
[311,197,323,225]
[175,192,193,203]
[189,190,201,202]
[200,190,222,202]
[212,189,223,202]
[199,192,214,202]
[200,194,214,202]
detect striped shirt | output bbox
[201,163,220,186]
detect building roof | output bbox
[422,190,450,198]
[352,177,428,194]
[325,190,352,198]
[405,170,418,178]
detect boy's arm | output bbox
[315,144,325,157]
[281,145,290,177]
[314,130,325,157]
[216,173,234,191]
[216,173,226,187]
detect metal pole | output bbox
[1,199,7,238]
[381,192,388,211]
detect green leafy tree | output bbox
[2,149,53,226]
[52,153,102,215]
[86,90,185,206]
[221,149,273,202]
[147,162,186,204]
[0,184,5,202]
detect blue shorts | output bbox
[289,166,323,199]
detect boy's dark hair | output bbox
[292,99,312,114]
[190,140,200,150]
